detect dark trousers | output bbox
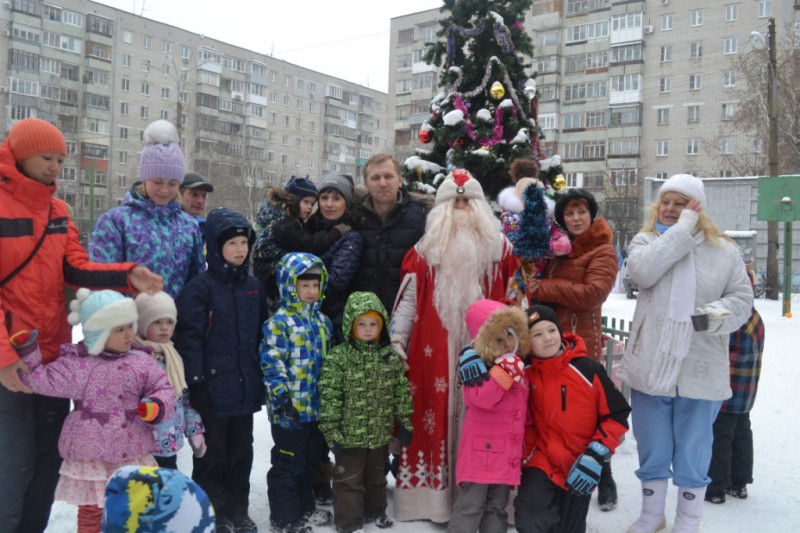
[448,482,511,533]
[268,422,326,526]
[154,454,179,469]
[332,445,389,533]
[708,411,754,492]
[514,467,591,533]
[0,387,69,533]
[192,414,254,521]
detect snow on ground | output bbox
[47,293,799,532]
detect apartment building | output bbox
[390,1,799,245]
[1,0,387,231]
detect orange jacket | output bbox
[0,142,136,367]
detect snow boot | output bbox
[597,460,618,511]
[673,487,705,533]
[627,479,667,533]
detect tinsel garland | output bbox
[452,95,515,147]
[449,57,526,117]
[448,23,487,61]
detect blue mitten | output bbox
[458,346,488,387]
[566,442,609,495]
[273,394,301,430]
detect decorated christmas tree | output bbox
[402,0,563,199]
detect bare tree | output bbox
[601,164,643,250]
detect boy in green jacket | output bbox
[318,291,413,533]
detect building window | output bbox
[721,137,735,154]
[724,37,737,55]
[758,0,772,18]
[687,138,700,155]
[687,105,700,123]
[660,45,672,62]
[120,102,129,116]
[140,106,149,119]
[656,108,670,125]
[661,14,673,31]
[724,70,737,88]
[724,4,738,22]
[656,140,669,156]
[119,151,127,164]
[141,82,149,96]
[690,9,703,27]
[660,77,672,93]
[122,54,131,68]
[689,74,702,90]
[722,102,738,120]
[143,35,152,49]
[690,42,702,59]
[160,110,169,120]
[398,29,414,45]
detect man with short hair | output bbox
[180,172,214,239]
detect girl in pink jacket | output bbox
[10,289,173,533]
[448,299,532,533]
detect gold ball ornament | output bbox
[490,81,505,100]
[552,175,566,191]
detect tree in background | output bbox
[401,0,563,199]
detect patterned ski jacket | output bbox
[318,291,412,448]
[89,185,205,298]
[260,252,332,424]
[722,307,764,413]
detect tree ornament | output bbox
[490,81,505,100]
[524,78,536,98]
[552,174,567,191]
[419,129,433,143]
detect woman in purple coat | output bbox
[10,289,173,533]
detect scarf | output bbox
[136,338,187,398]
[647,226,703,392]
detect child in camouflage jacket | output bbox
[319,291,413,533]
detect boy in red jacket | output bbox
[514,306,631,533]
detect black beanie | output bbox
[525,305,562,336]
[554,189,598,229]
[217,226,252,252]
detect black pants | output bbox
[155,454,179,470]
[268,422,326,526]
[514,467,591,533]
[192,414,254,521]
[0,387,69,533]
[332,445,388,533]
[708,411,754,492]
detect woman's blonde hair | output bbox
[136,181,179,203]
[642,192,733,246]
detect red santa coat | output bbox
[392,238,518,523]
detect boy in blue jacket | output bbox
[175,207,267,533]
[260,252,333,533]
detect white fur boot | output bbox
[673,487,706,533]
[627,479,668,533]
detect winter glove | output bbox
[458,346,489,387]
[495,354,525,383]
[396,421,413,447]
[274,394,302,430]
[188,384,211,415]
[676,208,699,234]
[698,306,731,333]
[330,442,342,457]
[566,442,610,495]
[9,330,38,357]
[188,434,207,458]
[137,398,162,424]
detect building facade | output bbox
[1,0,388,231]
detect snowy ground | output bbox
[46,292,799,532]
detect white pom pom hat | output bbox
[139,119,185,183]
[68,289,138,355]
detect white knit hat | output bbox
[659,174,706,208]
[435,169,484,205]
[68,289,138,355]
[134,291,177,338]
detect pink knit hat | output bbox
[465,299,506,339]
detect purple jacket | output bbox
[20,343,174,464]
[455,367,530,486]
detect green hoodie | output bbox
[318,291,413,448]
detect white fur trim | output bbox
[497,186,524,213]
[83,298,138,332]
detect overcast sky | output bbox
[95,0,445,93]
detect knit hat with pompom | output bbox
[139,120,186,183]
[134,291,177,338]
[68,289,138,355]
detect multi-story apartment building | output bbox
[390,1,799,246]
[1,0,387,231]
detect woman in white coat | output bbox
[619,174,752,533]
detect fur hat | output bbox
[554,189,598,229]
[509,158,540,184]
[139,120,186,183]
[659,173,706,208]
[466,299,531,363]
[134,291,177,338]
[285,176,318,200]
[102,465,215,532]
[6,118,67,161]
[318,172,354,206]
[68,289,138,355]
[525,305,562,336]
[435,169,484,205]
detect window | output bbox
[660,45,672,62]
[690,10,703,27]
[563,113,583,129]
[609,105,641,126]
[753,137,765,153]
[585,111,606,128]
[610,74,640,92]
[611,13,643,31]
[724,70,736,87]
[420,25,437,42]
[122,54,131,68]
[141,82,150,96]
[724,4,738,22]
[161,87,170,99]
[142,59,151,72]
[140,106,149,119]
[758,0,772,18]
[656,108,670,125]
[611,169,636,186]
[119,126,129,140]
[537,30,559,47]
[398,29,414,45]
[123,30,133,44]
[657,140,669,156]
[120,102,129,116]
[608,137,639,156]
[724,37,737,55]
[63,11,83,27]
[396,79,412,94]
[119,151,128,164]
[689,74,702,90]
[721,137,735,154]
[143,35,152,49]
[163,41,172,55]
[583,141,605,159]
[722,102,738,120]
[690,42,702,59]
[660,77,672,93]
[687,138,700,155]
[687,105,700,123]
[611,44,642,63]
[661,14,673,31]
[86,15,110,36]
[160,110,169,120]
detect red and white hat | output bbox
[435,169,485,205]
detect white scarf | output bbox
[137,338,187,399]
